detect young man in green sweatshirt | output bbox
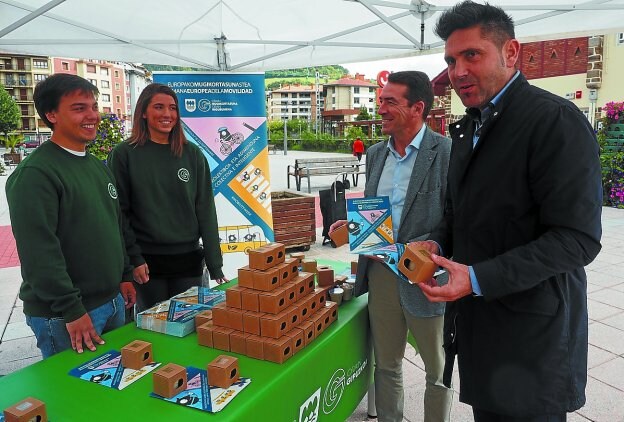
[6,73,135,358]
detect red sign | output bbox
[377,70,390,88]
[575,90,582,99]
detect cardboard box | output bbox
[242,311,264,335]
[121,340,153,370]
[289,252,305,265]
[299,320,316,346]
[317,266,335,287]
[171,286,226,308]
[241,289,260,312]
[252,266,281,291]
[260,310,290,339]
[329,222,349,247]
[398,244,437,284]
[325,301,339,323]
[197,321,215,347]
[3,397,47,422]
[249,243,286,270]
[153,363,187,398]
[225,285,244,309]
[312,312,326,337]
[301,259,317,273]
[237,266,255,288]
[351,260,358,275]
[229,330,249,355]
[207,355,240,388]
[213,327,234,351]
[276,258,299,285]
[285,328,305,355]
[228,308,244,332]
[258,289,288,314]
[245,335,264,360]
[194,310,213,327]
[211,302,230,328]
[263,336,293,364]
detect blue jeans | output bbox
[26,293,126,358]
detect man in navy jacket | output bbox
[413,1,603,421]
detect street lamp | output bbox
[282,114,288,156]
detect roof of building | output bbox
[325,73,378,88]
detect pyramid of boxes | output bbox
[196,243,338,364]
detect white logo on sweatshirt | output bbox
[178,168,190,182]
[108,183,118,199]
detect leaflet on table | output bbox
[150,366,251,413]
[68,350,161,390]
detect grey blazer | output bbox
[354,126,451,317]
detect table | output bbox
[0,262,372,421]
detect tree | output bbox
[0,84,20,143]
[355,106,371,121]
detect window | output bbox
[115,82,120,90]
[21,118,30,130]
[354,87,360,94]
[103,107,111,113]
[101,94,111,102]
[100,67,109,76]
[86,64,96,73]
[34,74,46,82]
[61,61,69,70]
[354,97,360,104]
[88,79,97,86]
[116,95,121,103]
[19,74,27,86]
[32,59,48,69]
[114,70,119,78]
[116,108,122,117]
[618,33,624,46]
[100,80,109,88]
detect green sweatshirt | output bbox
[6,141,133,322]
[108,140,224,279]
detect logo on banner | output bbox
[107,183,118,199]
[178,168,190,182]
[299,388,320,422]
[198,99,211,112]
[184,98,196,112]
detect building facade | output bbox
[1,53,53,142]
[267,83,323,123]
[322,73,377,134]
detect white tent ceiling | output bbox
[1,0,624,71]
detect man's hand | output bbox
[214,277,230,285]
[329,220,347,234]
[120,281,136,309]
[418,254,472,302]
[65,313,104,354]
[133,263,149,284]
[407,240,439,255]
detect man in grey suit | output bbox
[331,71,452,422]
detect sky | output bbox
[341,52,446,80]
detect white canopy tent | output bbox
[2,0,624,71]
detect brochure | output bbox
[150,366,251,413]
[68,350,161,390]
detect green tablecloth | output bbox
[0,261,372,421]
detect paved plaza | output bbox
[1,148,624,421]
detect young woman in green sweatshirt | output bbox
[108,83,226,313]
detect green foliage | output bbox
[0,84,20,140]
[598,102,624,208]
[86,114,126,161]
[345,126,367,143]
[287,118,308,134]
[4,133,23,153]
[355,107,371,121]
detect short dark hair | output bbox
[128,83,186,157]
[387,71,434,118]
[434,0,515,47]
[33,73,99,129]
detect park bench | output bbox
[287,156,363,193]
[267,144,277,154]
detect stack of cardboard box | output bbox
[197,243,338,363]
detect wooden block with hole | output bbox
[197,321,215,347]
[263,336,293,364]
[195,310,213,327]
[237,266,254,288]
[398,244,437,283]
[252,266,281,291]
[299,320,316,346]
[301,259,317,273]
[285,328,305,355]
[248,243,286,270]
[258,288,288,314]
[317,266,335,287]
[153,363,187,398]
[3,397,47,422]
[207,355,240,388]
[289,252,305,265]
[260,310,290,338]
[121,340,153,370]
[225,286,244,308]
[242,311,264,335]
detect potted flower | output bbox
[598,101,624,208]
[87,113,125,161]
[3,133,24,164]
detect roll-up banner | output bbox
[154,72,273,279]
